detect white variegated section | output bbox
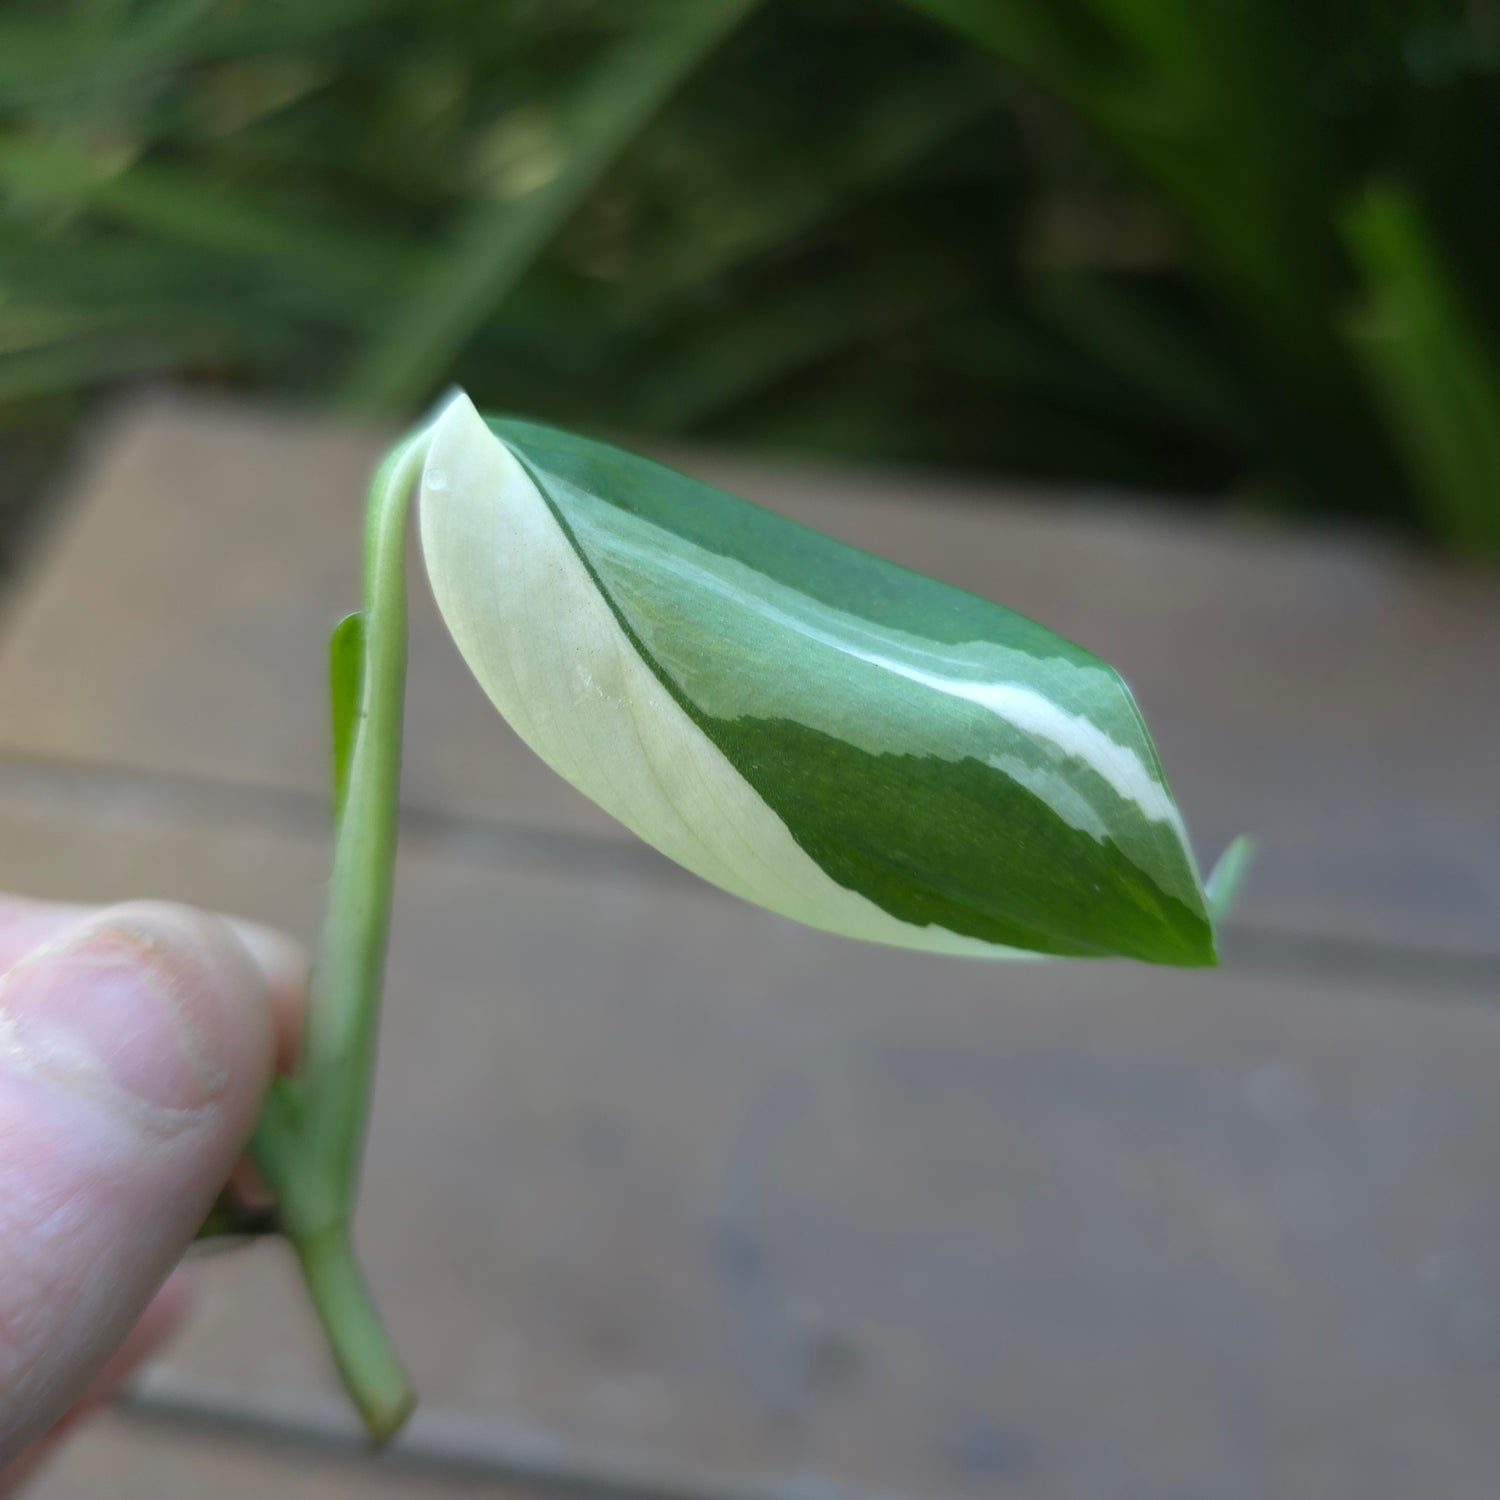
[985,752,1109,841]
[419,393,1029,958]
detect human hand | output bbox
[0,895,306,1489]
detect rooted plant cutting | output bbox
[229,391,1250,1438]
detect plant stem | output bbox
[297,1224,415,1441]
[299,429,428,1192]
[248,423,433,1440]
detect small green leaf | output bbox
[418,392,1216,966]
[1205,834,1255,925]
[328,611,365,826]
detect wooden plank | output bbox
[2,395,1496,959]
[3,784,1499,1500]
[0,394,599,834]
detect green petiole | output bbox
[246,424,432,1442]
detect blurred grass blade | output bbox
[1035,273,1250,443]
[1343,184,1500,556]
[631,266,967,431]
[420,392,1216,965]
[0,133,415,311]
[0,0,379,104]
[620,68,998,329]
[0,326,267,404]
[896,0,1104,94]
[339,0,760,414]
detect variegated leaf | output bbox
[418,392,1215,965]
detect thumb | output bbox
[0,901,279,1463]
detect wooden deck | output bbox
[2,392,1497,1499]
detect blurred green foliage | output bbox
[1,0,1498,551]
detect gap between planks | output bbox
[1,750,1494,999]
[119,1373,901,1500]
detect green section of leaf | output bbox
[1205,834,1255,925]
[1342,185,1500,557]
[328,611,365,825]
[725,717,1212,962]
[338,0,760,413]
[476,410,1214,966]
[494,416,1098,654]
